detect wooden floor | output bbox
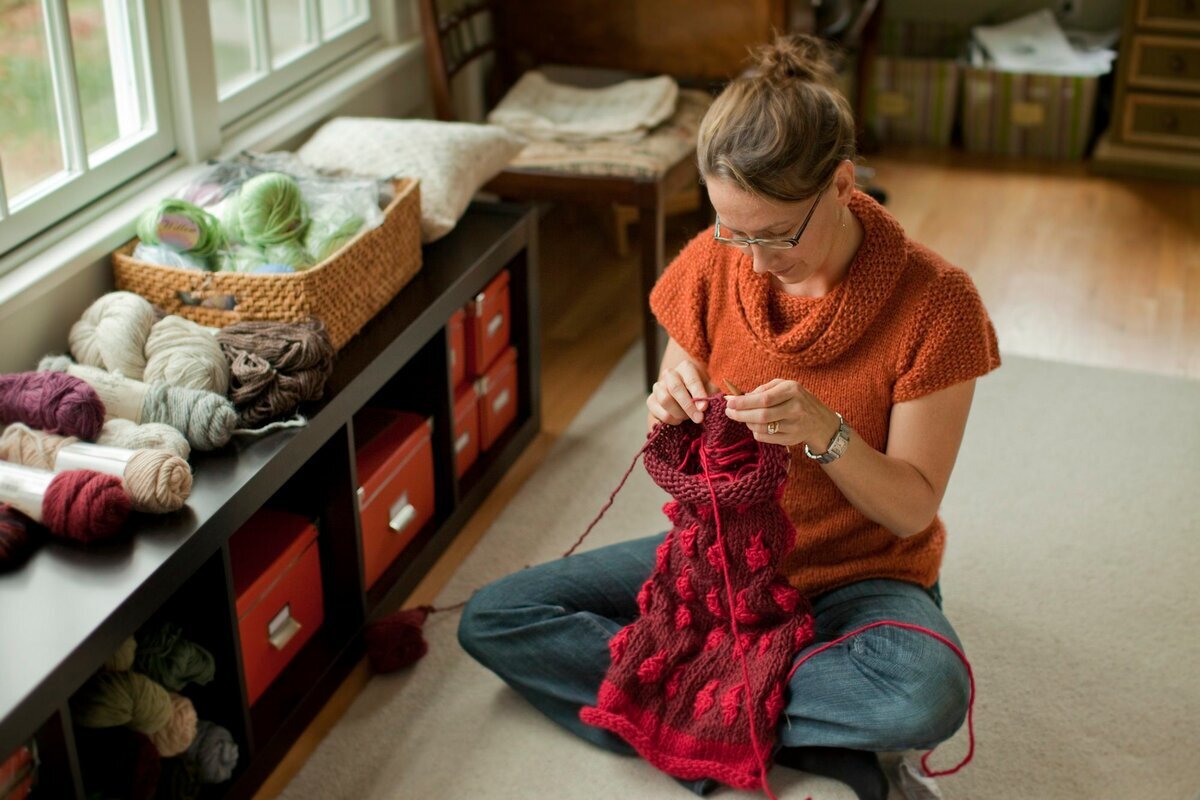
[252,149,1200,799]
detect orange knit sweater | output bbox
[649,190,1001,598]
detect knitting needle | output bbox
[723,379,743,396]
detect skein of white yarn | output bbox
[68,291,156,380]
[98,419,191,460]
[144,315,231,395]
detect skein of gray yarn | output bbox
[38,355,236,451]
[185,720,239,783]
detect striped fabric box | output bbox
[961,68,1099,160]
[865,57,961,146]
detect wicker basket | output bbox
[112,178,422,350]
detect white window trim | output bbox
[217,1,382,127]
[0,0,176,256]
[0,27,426,314]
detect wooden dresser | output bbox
[1092,0,1200,180]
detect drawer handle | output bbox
[492,388,511,414]
[449,349,456,367]
[268,604,302,651]
[487,312,504,337]
[1168,54,1186,74]
[454,431,471,453]
[1163,113,1181,131]
[389,501,417,534]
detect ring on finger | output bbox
[766,421,779,435]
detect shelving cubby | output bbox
[0,202,541,799]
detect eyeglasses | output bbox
[713,186,826,250]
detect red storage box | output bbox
[448,309,466,389]
[476,346,518,451]
[453,384,480,478]
[230,509,324,706]
[465,270,511,379]
[0,743,34,800]
[355,409,435,589]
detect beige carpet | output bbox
[280,346,1200,800]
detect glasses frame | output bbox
[713,185,827,251]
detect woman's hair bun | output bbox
[750,33,839,87]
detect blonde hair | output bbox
[698,34,856,202]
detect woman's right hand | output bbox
[647,358,716,428]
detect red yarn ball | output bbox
[365,607,431,673]
[42,470,131,543]
[0,504,40,571]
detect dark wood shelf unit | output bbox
[0,202,541,799]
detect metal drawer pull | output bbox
[389,500,417,534]
[268,604,302,651]
[487,312,504,337]
[455,431,471,453]
[492,388,510,413]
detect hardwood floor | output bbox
[252,149,1199,798]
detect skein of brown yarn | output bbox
[216,319,334,427]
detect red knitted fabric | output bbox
[580,396,814,790]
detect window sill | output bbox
[0,38,426,330]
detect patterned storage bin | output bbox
[865,57,961,146]
[961,68,1100,160]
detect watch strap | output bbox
[804,412,850,464]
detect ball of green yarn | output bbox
[263,239,313,270]
[73,671,173,734]
[105,636,138,672]
[136,199,224,259]
[134,623,216,692]
[235,172,309,247]
[304,211,364,262]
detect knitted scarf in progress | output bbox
[580,395,811,790]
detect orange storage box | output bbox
[465,270,511,379]
[448,309,466,389]
[453,384,480,478]
[355,409,435,589]
[230,509,324,706]
[476,346,518,451]
[0,743,34,800]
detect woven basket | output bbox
[112,178,422,350]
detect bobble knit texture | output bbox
[580,397,814,790]
[650,190,1001,598]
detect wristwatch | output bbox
[804,412,850,464]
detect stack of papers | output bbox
[970,9,1117,76]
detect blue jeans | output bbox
[458,532,970,795]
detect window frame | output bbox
[213,0,383,127]
[0,0,176,257]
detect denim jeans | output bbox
[458,532,971,795]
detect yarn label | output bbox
[158,214,201,252]
[72,365,147,422]
[0,461,53,522]
[57,443,133,478]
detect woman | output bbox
[458,34,1000,799]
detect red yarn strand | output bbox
[785,620,977,778]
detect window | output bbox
[208,0,379,126]
[0,0,174,256]
[0,0,392,267]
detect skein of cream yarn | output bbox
[69,292,156,380]
[143,316,230,395]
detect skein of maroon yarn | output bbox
[76,726,162,800]
[0,503,41,571]
[42,470,131,543]
[0,371,105,438]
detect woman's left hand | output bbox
[723,379,841,450]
